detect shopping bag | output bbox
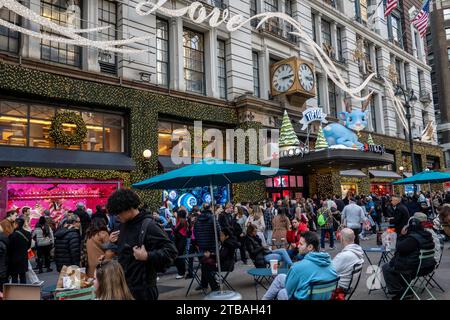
[26,261,41,284]
[27,249,35,260]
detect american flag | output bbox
[385,0,398,17]
[412,0,431,38]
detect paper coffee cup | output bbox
[270,259,278,275]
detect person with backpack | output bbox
[317,198,335,251]
[106,189,177,300]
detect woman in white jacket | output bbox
[246,205,266,246]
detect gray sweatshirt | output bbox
[342,203,366,229]
[332,244,365,289]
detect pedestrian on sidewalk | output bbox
[32,216,54,273]
[8,217,31,284]
[54,215,81,272]
[341,198,366,245]
[85,219,110,278]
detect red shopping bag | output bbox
[28,249,35,260]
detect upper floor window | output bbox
[0,7,19,54]
[389,14,403,47]
[41,0,82,67]
[217,40,227,99]
[418,70,424,93]
[316,73,322,107]
[311,13,317,43]
[156,18,169,87]
[444,8,450,21]
[264,0,280,33]
[446,28,450,40]
[327,78,337,117]
[0,100,125,152]
[252,51,260,98]
[250,0,258,27]
[369,94,377,132]
[336,27,343,61]
[355,0,368,23]
[98,0,117,75]
[321,20,331,46]
[183,28,205,95]
[375,47,382,76]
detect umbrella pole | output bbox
[429,182,435,217]
[210,180,223,293]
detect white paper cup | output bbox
[270,259,278,275]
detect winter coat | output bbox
[391,204,410,235]
[335,199,345,212]
[272,214,291,243]
[0,232,9,280]
[194,211,220,252]
[244,234,268,268]
[86,230,109,278]
[332,244,364,289]
[219,237,240,272]
[117,211,177,298]
[32,226,54,247]
[54,227,81,272]
[218,213,233,230]
[285,252,338,300]
[173,222,188,257]
[391,229,436,273]
[8,228,32,274]
[73,208,91,238]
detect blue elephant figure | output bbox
[323,96,372,149]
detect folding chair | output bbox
[344,263,363,300]
[421,243,445,294]
[308,276,340,300]
[213,271,234,291]
[400,248,436,300]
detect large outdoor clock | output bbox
[270,57,316,107]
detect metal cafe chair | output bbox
[421,243,445,294]
[344,263,364,300]
[307,277,340,300]
[400,249,436,300]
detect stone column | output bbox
[170,17,185,92]
[205,29,219,98]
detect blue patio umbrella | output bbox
[132,157,288,299]
[393,169,450,214]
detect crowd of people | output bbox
[0,188,449,300]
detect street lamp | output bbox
[395,85,418,175]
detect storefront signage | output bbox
[363,143,385,155]
[278,145,310,158]
[299,108,328,130]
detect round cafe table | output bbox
[247,268,289,300]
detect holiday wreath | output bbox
[49,111,88,146]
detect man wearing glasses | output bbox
[107,189,177,300]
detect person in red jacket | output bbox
[286,218,309,261]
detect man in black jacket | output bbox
[107,189,177,300]
[382,217,436,299]
[193,204,221,292]
[54,216,81,272]
[8,218,32,284]
[389,196,410,235]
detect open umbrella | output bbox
[132,158,289,299]
[393,169,450,214]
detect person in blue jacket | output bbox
[262,231,338,300]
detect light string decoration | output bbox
[0,0,152,54]
[135,0,375,102]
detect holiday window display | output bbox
[163,185,229,211]
[5,180,120,226]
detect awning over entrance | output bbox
[279,149,394,174]
[158,156,186,172]
[340,169,367,178]
[369,170,402,179]
[403,172,413,178]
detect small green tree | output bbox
[367,134,374,145]
[279,110,300,147]
[315,125,329,150]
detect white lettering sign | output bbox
[299,108,328,130]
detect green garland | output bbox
[50,111,87,146]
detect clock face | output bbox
[272,64,294,93]
[298,63,314,92]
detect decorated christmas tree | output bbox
[279,110,300,148]
[367,134,374,145]
[315,125,329,150]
